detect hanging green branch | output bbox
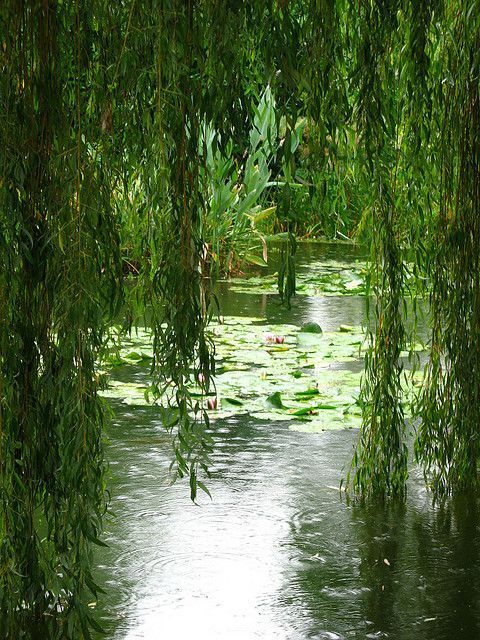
[0,1,123,636]
[416,2,480,495]
[2,1,480,636]
[347,0,409,497]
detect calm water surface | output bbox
[95,243,480,639]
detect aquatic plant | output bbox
[200,88,279,276]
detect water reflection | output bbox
[216,240,368,330]
[96,403,480,640]
[352,501,407,638]
[97,415,300,639]
[94,243,480,639]
[358,495,480,640]
[288,480,480,640]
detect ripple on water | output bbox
[290,507,328,532]
[320,585,371,600]
[96,247,480,640]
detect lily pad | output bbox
[295,388,320,399]
[222,397,244,407]
[339,325,356,333]
[300,322,323,334]
[266,391,288,409]
[290,407,319,416]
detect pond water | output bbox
[95,242,480,640]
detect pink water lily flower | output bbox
[206,397,217,410]
[264,333,285,344]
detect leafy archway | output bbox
[1,0,479,636]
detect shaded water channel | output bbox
[95,243,480,639]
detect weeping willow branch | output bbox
[416,3,480,495]
[144,1,215,500]
[346,0,409,498]
[0,1,123,635]
[2,0,480,636]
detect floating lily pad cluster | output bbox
[228,259,366,297]
[205,317,365,431]
[99,244,427,433]
[100,318,367,432]
[100,315,424,433]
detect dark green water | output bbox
[95,243,480,639]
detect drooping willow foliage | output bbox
[416,3,480,495]
[0,0,479,636]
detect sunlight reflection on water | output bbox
[95,244,480,640]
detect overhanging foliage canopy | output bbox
[0,0,479,636]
